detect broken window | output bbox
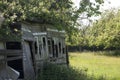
[48,39,52,55]
[63,48,65,54]
[55,45,58,57]
[52,40,55,57]
[43,37,46,46]
[59,42,61,53]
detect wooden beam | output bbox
[7,56,23,61]
[0,50,22,56]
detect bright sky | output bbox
[72,0,120,26]
[72,0,120,10]
[101,0,120,10]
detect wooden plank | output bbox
[0,42,5,49]
[7,56,22,61]
[0,50,22,56]
[0,59,5,62]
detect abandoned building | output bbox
[0,14,69,80]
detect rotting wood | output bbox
[0,50,22,56]
[7,56,23,61]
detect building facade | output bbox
[0,17,68,80]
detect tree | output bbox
[87,9,120,49]
[0,0,104,42]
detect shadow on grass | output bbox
[37,63,106,80]
[94,50,120,57]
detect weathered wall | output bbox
[23,41,35,80]
[0,42,4,49]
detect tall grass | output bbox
[37,63,106,80]
[94,50,120,56]
[69,51,120,80]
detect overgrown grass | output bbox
[69,51,120,80]
[37,63,106,80]
[94,50,120,56]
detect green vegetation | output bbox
[0,0,103,40]
[70,9,120,50]
[37,63,106,80]
[87,10,120,49]
[69,52,120,80]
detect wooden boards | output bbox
[0,50,22,56]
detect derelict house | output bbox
[22,22,69,77]
[0,15,69,80]
[0,16,36,79]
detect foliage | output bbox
[72,9,120,50]
[87,10,120,49]
[37,63,106,80]
[0,0,104,41]
[94,50,120,56]
[0,20,21,41]
[70,52,120,80]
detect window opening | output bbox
[43,37,46,46]
[59,42,61,53]
[55,45,58,57]
[52,40,55,57]
[48,40,52,55]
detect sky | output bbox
[101,0,120,10]
[72,0,120,10]
[72,0,120,26]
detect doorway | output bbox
[6,42,24,79]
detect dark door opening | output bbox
[7,59,24,79]
[6,42,24,79]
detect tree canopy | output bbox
[76,9,120,50]
[0,0,104,40]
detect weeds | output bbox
[37,63,106,80]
